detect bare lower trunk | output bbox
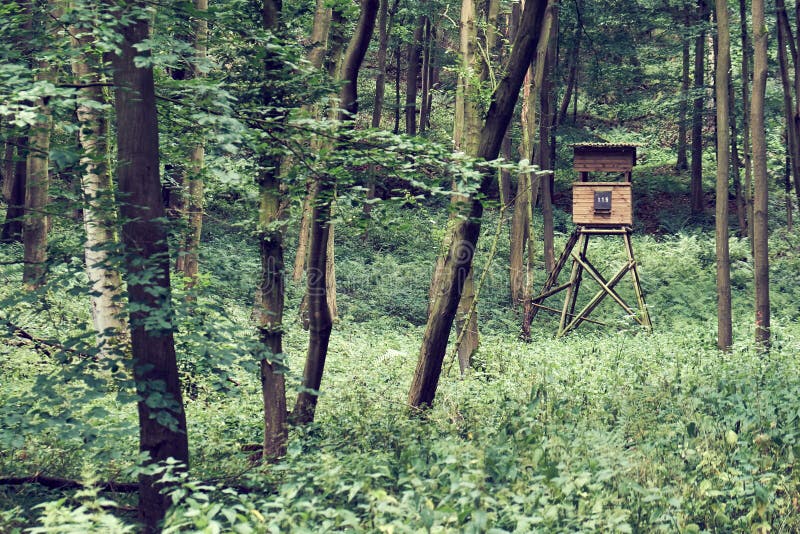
[751,0,770,347]
[539,8,557,274]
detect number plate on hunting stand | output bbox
[593,191,612,212]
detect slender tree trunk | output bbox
[677,8,690,171]
[739,0,753,241]
[23,81,51,289]
[292,0,332,282]
[729,77,747,235]
[176,0,209,286]
[254,0,289,462]
[405,13,426,135]
[409,0,548,408]
[110,4,189,529]
[419,18,432,133]
[557,14,580,126]
[715,0,732,351]
[750,0,770,347]
[777,0,800,205]
[394,43,401,134]
[539,7,557,274]
[1,139,25,242]
[690,0,706,216]
[293,0,378,424]
[71,30,127,352]
[787,143,795,230]
[511,0,552,307]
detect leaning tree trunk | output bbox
[70,29,127,352]
[750,0,770,348]
[409,0,548,408]
[110,5,190,530]
[715,0,732,351]
[293,0,379,424]
[690,0,706,216]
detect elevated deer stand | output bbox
[530,143,652,336]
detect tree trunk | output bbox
[110,4,189,530]
[539,8,557,274]
[70,28,127,352]
[419,18,432,133]
[676,8,690,171]
[292,0,332,283]
[23,78,51,289]
[690,0,706,216]
[1,139,25,243]
[254,0,289,463]
[408,0,548,408]
[557,10,581,127]
[511,1,553,307]
[176,0,209,286]
[739,0,753,241]
[728,77,747,236]
[394,43,401,134]
[776,0,800,205]
[293,0,378,424]
[405,13,426,135]
[715,0,732,351]
[750,0,770,347]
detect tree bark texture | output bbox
[776,0,800,205]
[110,7,189,530]
[715,0,732,351]
[409,0,548,408]
[750,0,770,347]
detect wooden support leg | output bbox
[530,227,579,320]
[624,231,652,330]
[560,260,633,336]
[558,232,587,336]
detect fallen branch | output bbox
[0,474,137,493]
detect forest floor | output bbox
[1,161,800,531]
